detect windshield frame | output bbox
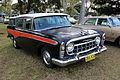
[33,15,71,31]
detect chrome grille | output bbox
[67,38,97,55]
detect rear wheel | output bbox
[41,48,55,68]
[12,37,20,49]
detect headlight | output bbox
[66,43,74,52]
[95,37,101,46]
[60,42,65,59]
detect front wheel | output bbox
[41,48,55,68]
[118,38,120,47]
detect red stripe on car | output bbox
[7,29,57,45]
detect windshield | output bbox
[34,15,71,30]
[109,18,120,26]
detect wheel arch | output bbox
[115,36,120,43]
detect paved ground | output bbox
[0,24,120,80]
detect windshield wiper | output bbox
[44,26,71,30]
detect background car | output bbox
[4,17,9,24]
[80,16,120,46]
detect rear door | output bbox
[20,18,37,50]
[96,18,112,41]
[15,18,25,47]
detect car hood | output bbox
[35,27,98,43]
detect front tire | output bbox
[117,38,120,47]
[41,48,55,68]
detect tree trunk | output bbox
[18,0,23,14]
[26,0,32,13]
[79,0,86,23]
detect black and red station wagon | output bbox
[7,13,107,68]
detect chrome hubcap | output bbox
[43,51,51,65]
[13,39,17,47]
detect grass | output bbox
[0,24,120,80]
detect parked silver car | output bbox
[80,16,120,46]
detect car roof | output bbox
[10,13,68,19]
[86,16,118,19]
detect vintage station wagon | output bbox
[7,13,107,68]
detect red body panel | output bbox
[7,29,57,45]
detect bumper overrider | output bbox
[52,46,107,67]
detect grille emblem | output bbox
[83,39,92,43]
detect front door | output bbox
[96,18,112,41]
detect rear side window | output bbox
[24,18,32,30]
[84,18,96,25]
[97,18,108,26]
[9,19,15,26]
[16,18,24,29]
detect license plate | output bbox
[85,54,96,62]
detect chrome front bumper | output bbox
[52,46,107,67]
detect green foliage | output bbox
[93,0,120,15]
[16,0,62,14]
[65,0,79,15]
[11,3,19,14]
[66,7,78,15]
[0,0,12,15]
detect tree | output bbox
[66,7,78,15]
[12,3,19,14]
[79,0,86,23]
[0,0,12,15]
[62,0,79,15]
[93,0,120,15]
[18,0,23,14]
[17,0,62,14]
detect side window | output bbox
[24,18,32,30]
[84,18,96,25]
[16,18,24,29]
[9,19,15,26]
[97,18,108,26]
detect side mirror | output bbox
[70,21,77,25]
[107,23,112,28]
[68,17,77,25]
